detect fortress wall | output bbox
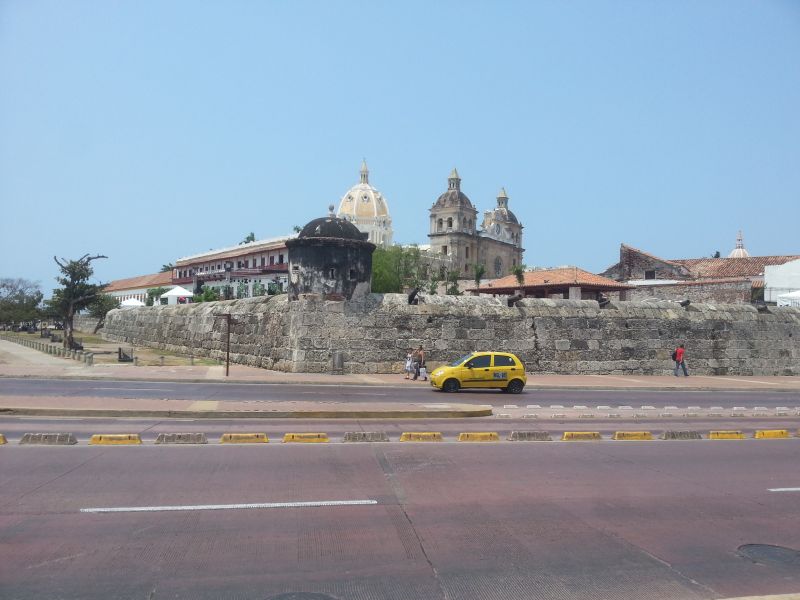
[102,294,800,376]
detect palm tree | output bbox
[473,264,485,292]
[511,264,526,293]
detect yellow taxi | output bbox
[430,351,527,394]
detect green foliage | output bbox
[252,282,265,297]
[47,253,107,348]
[267,282,281,295]
[473,263,486,289]
[240,232,256,245]
[236,282,248,298]
[446,270,462,295]
[146,287,169,306]
[511,264,526,287]
[292,225,302,233]
[160,263,174,273]
[712,250,721,258]
[0,278,43,324]
[372,245,432,293]
[192,287,220,303]
[88,294,120,333]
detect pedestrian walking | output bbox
[673,343,689,376]
[404,349,413,379]
[411,345,425,380]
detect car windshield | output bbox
[449,354,475,367]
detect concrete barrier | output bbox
[661,431,703,440]
[612,431,653,441]
[89,434,143,445]
[562,431,602,441]
[754,430,790,439]
[709,430,745,440]
[219,433,269,444]
[155,433,208,444]
[457,432,499,442]
[283,433,329,443]
[508,431,552,441]
[20,433,78,445]
[343,432,389,442]
[400,432,443,442]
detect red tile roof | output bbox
[470,267,632,292]
[670,256,800,279]
[104,271,173,292]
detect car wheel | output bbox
[507,379,524,394]
[442,379,460,393]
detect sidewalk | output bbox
[2,338,799,420]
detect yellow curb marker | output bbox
[188,401,220,411]
[754,430,790,439]
[562,431,602,441]
[89,434,142,445]
[457,432,499,442]
[220,433,269,444]
[282,433,329,443]
[709,430,745,440]
[613,431,653,441]
[0,434,6,445]
[400,432,443,442]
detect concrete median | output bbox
[155,433,208,444]
[89,434,142,445]
[343,432,389,442]
[20,433,77,445]
[613,431,653,441]
[400,432,443,442]
[709,430,745,440]
[220,433,269,444]
[508,431,552,441]
[457,432,499,442]
[753,430,790,439]
[283,433,329,443]
[562,431,602,441]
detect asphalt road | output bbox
[2,377,800,408]
[2,439,799,599]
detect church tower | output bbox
[428,168,479,277]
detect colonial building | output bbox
[428,169,524,279]
[600,234,800,304]
[104,271,174,304]
[468,267,631,301]
[336,161,393,248]
[173,236,292,299]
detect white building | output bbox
[336,161,393,248]
[765,258,800,303]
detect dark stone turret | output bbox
[286,207,376,301]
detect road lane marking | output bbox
[693,376,781,386]
[81,499,378,513]
[768,488,800,492]
[187,401,219,410]
[91,387,172,392]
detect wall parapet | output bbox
[101,293,800,376]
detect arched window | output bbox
[437,218,443,232]
[447,217,453,229]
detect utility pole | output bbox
[215,314,235,377]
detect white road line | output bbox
[693,376,781,386]
[587,375,648,383]
[768,488,800,493]
[81,499,378,514]
[92,387,171,392]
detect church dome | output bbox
[727,230,750,258]
[337,161,391,220]
[487,187,519,224]
[432,168,475,210]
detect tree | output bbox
[292,225,302,233]
[0,278,43,325]
[372,245,431,293]
[192,287,220,303]
[712,251,721,258]
[473,264,486,291]
[160,263,174,273]
[240,232,256,245]
[446,270,462,295]
[511,264,526,289]
[88,294,120,333]
[146,287,169,306]
[48,254,107,349]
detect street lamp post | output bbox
[215,314,236,377]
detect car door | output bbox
[490,353,518,387]
[461,354,492,388]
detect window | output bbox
[466,355,491,368]
[447,217,453,229]
[278,254,284,264]
[645,270,656,280]
[261,257,265,267]
[327,268,336,278]
[270,256,275,265]
[349,269,356,280]
[437,218,443,232]
[493,354,515,367]
[442,245,448,255]
[245,260,249,268]
[465,247,470,259]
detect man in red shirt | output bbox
[674,343,689,376]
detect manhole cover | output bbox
[738,544,800,566]
[267,594,339,600]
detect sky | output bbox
[1,1,799,296]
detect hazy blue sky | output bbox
[2,1,799,294]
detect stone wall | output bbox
[73,315,101,333]
[625,280,752,304]
[102,293,800,376]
